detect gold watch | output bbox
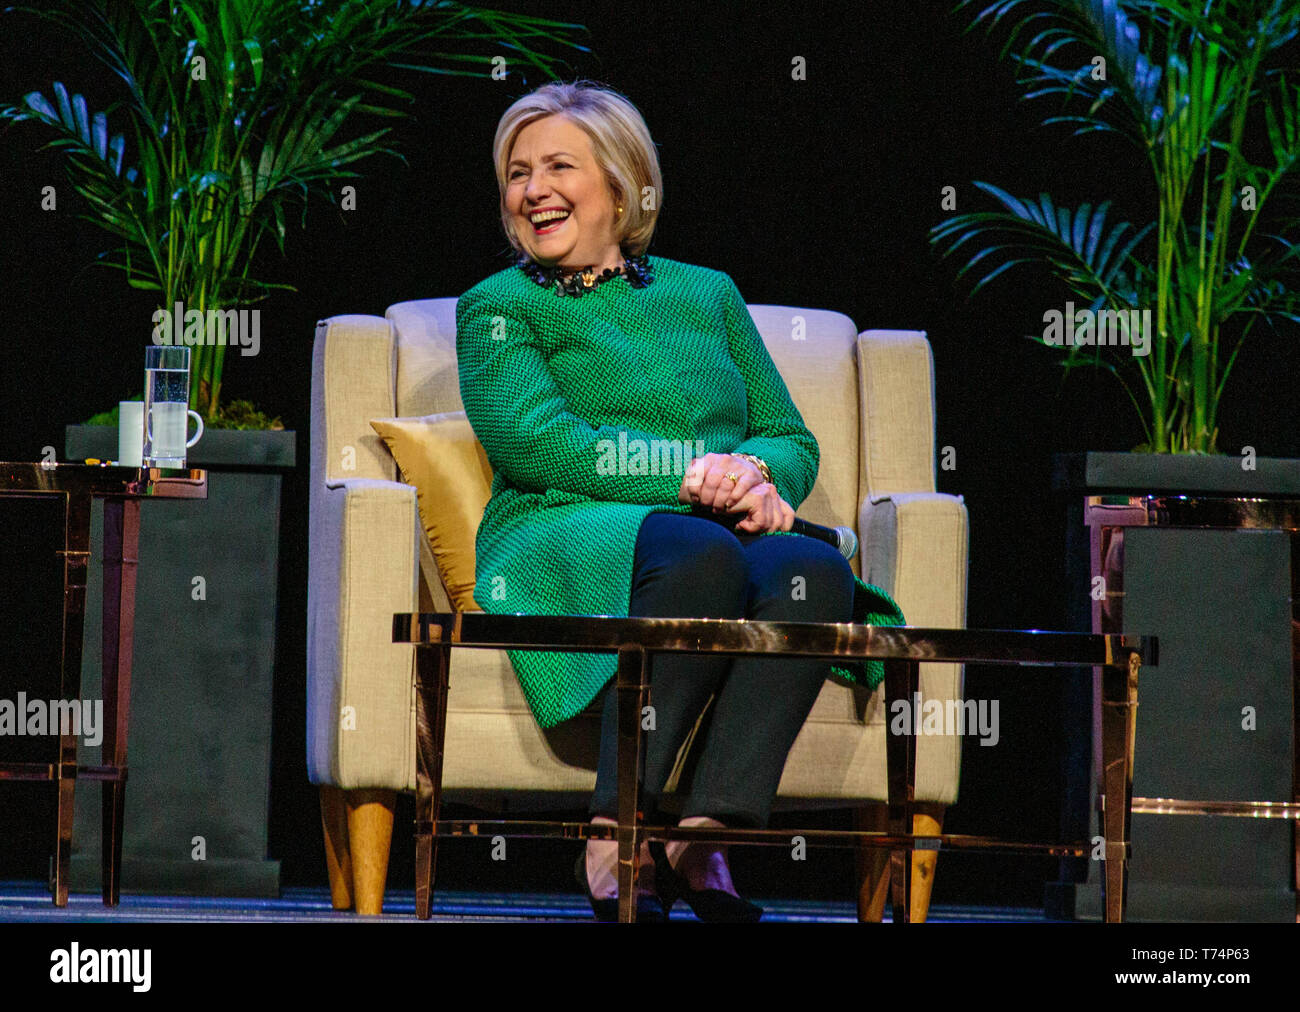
[734,453,772,485]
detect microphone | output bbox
[696,505,858,560]
[790,518,858,561]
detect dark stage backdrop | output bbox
[0,0,1296,909]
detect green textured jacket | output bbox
[456,255,904,729]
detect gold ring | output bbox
[724,471,740,482]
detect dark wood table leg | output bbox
[99,497,140,905]
[884,658,919,924]
[413,636,452,920]
[615,644,648,925]
[1100,650,1140,922]
[53,490,93,907]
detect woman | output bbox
[456,80,900,922]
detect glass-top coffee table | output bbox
[394,612,1156,923]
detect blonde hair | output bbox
[492,80,662,257]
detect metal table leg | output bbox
[885,657,919,924]
[99,497,139,905]
[413,637,452,920]
[1099,650,1140,922]
[615,645,649,924]
[53,490,93,907]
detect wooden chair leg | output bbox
[909,806,944,923]
[346,788,396,916]
[319,785,354,910]
[855,803,945,922]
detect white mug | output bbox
[118,400,203,466]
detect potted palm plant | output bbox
[932,0,1300,922]
[1,0,588,897]
[4,0,587,425]
[934,0,1299,455]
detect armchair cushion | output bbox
[369,412,492,612]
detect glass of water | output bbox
[142,346,204,468]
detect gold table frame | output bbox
[393,612,1155,923]
[0,461,207,906]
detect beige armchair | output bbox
[307,292,969,919]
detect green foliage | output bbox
[208,399,285,430]
[932,0,1300,453]
[83,403,130,427]
[2,0,590,426]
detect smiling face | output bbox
[505,115,624,273]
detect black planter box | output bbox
[64,424,294,897]
[1051,451,1299,922]
[1053,450,1300,496]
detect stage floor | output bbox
[0,882,1048,923]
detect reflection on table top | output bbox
[393,611,1156,667]
[0,461,207,499]
[1086,494,1300,530]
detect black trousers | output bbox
[586,510,856,828]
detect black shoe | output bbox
[649,840,763,923]
[574,850,666,923]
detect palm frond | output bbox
[930,182,1152,305]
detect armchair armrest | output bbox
[860,491,968,803]
[857,329,937,498]
[307,477,419,792]
[860,492,968,627]
[312,314,398,488]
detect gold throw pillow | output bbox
[369,412,492,612]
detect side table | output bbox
[0,461,207,906]
[1086,495,1300,919]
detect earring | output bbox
[617,205,624,215]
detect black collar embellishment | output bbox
[516,252,654,296]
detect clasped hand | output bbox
[677,453,794,534]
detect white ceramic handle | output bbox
[186,409,204,447]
